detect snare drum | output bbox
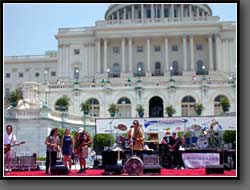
[197,136,209,149]
[124,156,144,175]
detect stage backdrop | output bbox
[95,116,236,142]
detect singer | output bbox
[127,120,144,151]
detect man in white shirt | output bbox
[4,125,17,172]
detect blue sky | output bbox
[3,3,237,56]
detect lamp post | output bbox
[137,67,142,81]
[76,68,79,81]
[106,68,110,83]
[202,65,206,80]
[169,66,173,81]
[44,70,48,84]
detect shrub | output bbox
[93,134,115,154]
[165,105,176,117]
[8,89,23,106]
[223,130,236,144]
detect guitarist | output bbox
[75,127,92,173]
[4,125,17,172]
[167,132,185,169]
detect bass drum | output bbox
[124,156,144,176]
[197,136,209,149]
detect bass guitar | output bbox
[4,141,26,153]
[168,139,181,152]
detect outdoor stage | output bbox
[4,168,236,177]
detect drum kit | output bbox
[112,124,144,175]
[184,124,221,149]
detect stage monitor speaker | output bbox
[104,164,123,174]
[205,165,224,174]
[143,165,161,174]
[102,151,121,166]
[51,165,69,175]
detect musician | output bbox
[4,125,17,172]
[166,132,185,169]
[127,120,145,151]
[61,128,74,172]
[45,128,60,174]
[75,127,92,173]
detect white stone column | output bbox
[171,4,174,17]
[190,35,194,71]
[132,5,135,20]
[117,11,119,20]
[181,4,184,17]
[146,37,151,74]
[103,39,108,73]
[128,38,133,73]
[202,11,205,17]
[183,35,187,71]
[161,4,164,18]
[112,14,114,20]
[164,36,169,73]
[96,39,101,73]
[141,4,144,19]
[123,8,126,19]
[151,4,154,19]
[208,34,214,71]
[196,7,199,17]
[215,33,222,71]
[189,5,193,17]
[121,38,125,73]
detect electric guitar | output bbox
[168,139,181,152]
[4,141,26,153]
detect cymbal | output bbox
[191,124,202,131]
[113,125,118,129]
[117,124,127,131]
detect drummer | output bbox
[127,120,145,151]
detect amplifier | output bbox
[51,165,69,175]
[206,164,224,174]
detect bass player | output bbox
[4,125,18,172]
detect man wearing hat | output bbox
[75,127,92,173]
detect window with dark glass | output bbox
[19,73,23,78]
[196,44,203,50]
[5,73,10,78]
[51,71,56,77]
[154,45,161,52]
[172,45,178,51]
[113,63,120,77]
[35,72,40,77]
[113,47,120,54]
[137,46,143,52]
[73,49,80,55]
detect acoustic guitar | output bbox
[4,141,26,153]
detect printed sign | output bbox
[182,153,220,168]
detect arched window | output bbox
[154,62,161,76]
[87,98,100,117]
[117,97,131,118]
[181,96,196,116]
[214,95,229,115]
[113,63,120,77]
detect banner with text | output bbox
[182,153,220,168]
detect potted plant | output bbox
[108,103,118,117]
[223,130,236,149]
[8,89,23,107]
[194,103,204,116]
[220,96,230,112]
[55,95,70,111]
[80,101,91,115]
[136,104,144,118]
[165,105,176,117]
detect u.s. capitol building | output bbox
[4,4,236,156]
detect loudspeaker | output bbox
[104,164,123,174]
[205,165,224,174]
[161,155,172,168]
[51,165,69,175]
[143,165,161,174]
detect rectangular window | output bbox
[51,71,56,77]
[73,49,80,55]
[196,44,203,50]
[172,45,178,51]
[154,45,161,52]
[5,88,10,98]
[5,73,10,78]
[137,46,143,52]
[19,72,23,78]
[35,72,40,77]
[113,47,120,54]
